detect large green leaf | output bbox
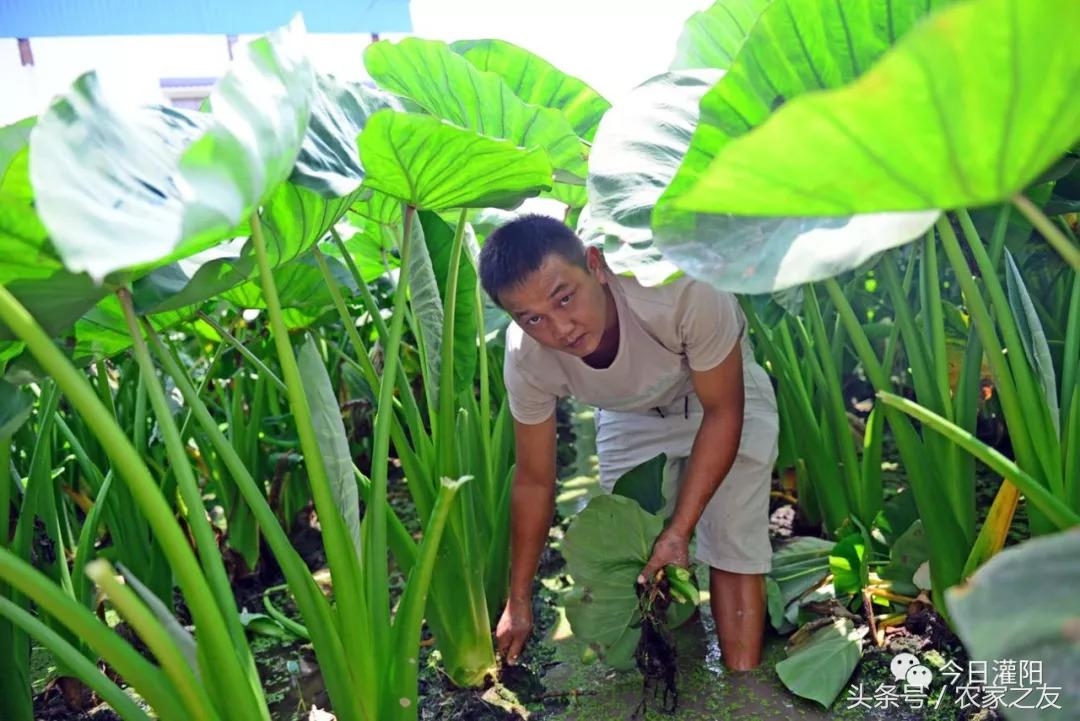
[222,252,355,310]
[29,18,313,281]
[768,536,834,609]
[610,453,667,515]
[0,117,55,286]
[71,299,190,363]
[419,211,478,398]
[775,618,867,708]
[132,72,394,315]
[450,39,610,143]
[578,70,719,287]
[447,38,608,209]
[364,38,585,182]
[130,240,252,315]
[325,217,398,283]
[670,0,771,71]
[357,110,553,211]
[562,494,662,659]
[298,335,362,558]
[0,119,115,340]
[289,73,400,197]
[652,0,943,292]
[674,0,1080,217]
[947,529,1080,721]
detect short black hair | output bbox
[479,214,587,306]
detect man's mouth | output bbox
[567,333,586,349]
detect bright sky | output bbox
[0,0,712,125]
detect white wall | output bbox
[0,0,711,125]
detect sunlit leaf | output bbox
[675,0,1080,216]
[29,18,313,281]
[358,110,552,211]
[654,0,943,292]
[670,0,771,71]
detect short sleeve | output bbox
[503,334,558,424]
[678,280,747,372]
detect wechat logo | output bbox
[891,653,933,689]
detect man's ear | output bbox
[585,246,607,283]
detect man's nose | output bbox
[553,315,575,341]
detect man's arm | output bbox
[496,412,557,664]
[639,343,745,583]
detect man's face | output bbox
[498,248,613,358]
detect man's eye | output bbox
[559,293,573,306]
[527,316,543,326]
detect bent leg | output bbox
[709,568,765,670]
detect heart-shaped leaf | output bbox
[670,0,771,71]
[947,529,1080,721]
[775,618,867,708]
[364,38,584,182]
[562,494,662,655]
[675,0,1080,216]
[579,70,720,287]
[450,39,610,144]
[358,110,552,211]
[29,17,313,281]
[653,0,943,292]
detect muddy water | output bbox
[548,404,831,720]
[543,607,831,721]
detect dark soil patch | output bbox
[32,678,125,721]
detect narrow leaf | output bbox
[1004,250,1060,435]
[298,335,362,558]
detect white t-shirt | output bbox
[503,274,775,424]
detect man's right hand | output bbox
[495,597,533,665]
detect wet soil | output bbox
[29,399,1019,720]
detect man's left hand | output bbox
[638,527,690,586]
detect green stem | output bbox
[86,559,219,721]
[1013,193,1080,270]
[142,324,363,721]
[250,212,375,716]
[824,277,967,601]
[261,588,311,640]
[0,596,150,721]
[0,284,262,721]
[0,548,187,721]
[364,205,417,677]
[196,312,286,393]
[312,249,423,573]
[937,217,1043,485]
[0,437,10,553]
[117,289,265,717]
[920,236,952,415]
[71,471,112,608]
[437,210,468,477]
[388,477,468,720]
[475,278,494,514]
[955,209,1061,490]
[330,226,391,340]
[330,226,432,463]
[877,392,1079,530]
[804,287,862,523]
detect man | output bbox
[479,215,778,671]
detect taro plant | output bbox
[561,454,699,714]
[655,0,1080,558]
[588,0,1080,605]
[0,18,532,721]
[330,36,611,687]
